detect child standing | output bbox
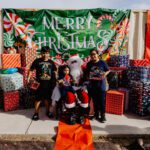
[28,46,57,121]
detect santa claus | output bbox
[51,54,89,125]
[65,54,89,124]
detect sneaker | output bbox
[46,112,54,119]
[32,113,39,121]
[94,113,100,121]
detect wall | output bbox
[128,10,147,59]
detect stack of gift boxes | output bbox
[127,64,150,116]
[18,48,37,109]
[107,56,150,116]
[108,55,129,67]
[0,47,37,111]
[106,55,130,115]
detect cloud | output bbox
[130,2,150,9]
[0,0,150,9]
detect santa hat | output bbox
[67,54,83,66]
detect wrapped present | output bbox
[0,88,4,109]
[129,80,150,116]
[130,59,149,66]
[108,55,129,67]
[127,66,150,82]
[0,73,23,92]
[21,48,36,68]
[107,71,119,89]
[106,90,124,115]
[19,87,36,109]
[108,67,128,88]
[142,82,150,115]
[1,54,21,69]
[129,80,143,114]
[18,67,36,86]
[118,88,129,112]
[4,91,19,111]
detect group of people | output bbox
[27,46,110,125]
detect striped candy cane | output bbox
[96,14,113,28]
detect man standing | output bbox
[27,46,57,121]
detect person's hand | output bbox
[58,79,64,84]
[100,73,106,80]
[58,80,64,86]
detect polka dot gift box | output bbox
[0,73,23,92]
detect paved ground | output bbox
[0,107,150,150]
[0,107,149,135]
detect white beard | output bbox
[70,63,82,84]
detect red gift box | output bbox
[109,67,127,71]
[106,90,124,115]
[21,48,36,68]
[1,54,21,69]
[4,91,19,112]
[130,59,150,66]
[18,67,36,86]
[29,80,40,90]
[0,88,4,109]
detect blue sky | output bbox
[0,0,150,9]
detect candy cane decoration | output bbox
[24,23,35,36]
[3,11,37,49]
[96,14,113,28]
[3,13,25,36]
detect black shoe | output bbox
[32,113,39,121]
[100,114,106,123]
[78,116,85,125]
[94,113,100,121]
[46,112,54,119]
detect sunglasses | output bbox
[71,60,77,64]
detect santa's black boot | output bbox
[77,107,88,125]
[67,108,76,125]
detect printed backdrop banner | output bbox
[2,8,130,61]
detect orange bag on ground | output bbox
[54,118,94,150]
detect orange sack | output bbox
[54,119,94,150]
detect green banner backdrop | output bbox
[2,8,130,61]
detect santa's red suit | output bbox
[65,54,89,124]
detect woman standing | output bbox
[86,49,110,123]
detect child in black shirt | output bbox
[28,46,57,121]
